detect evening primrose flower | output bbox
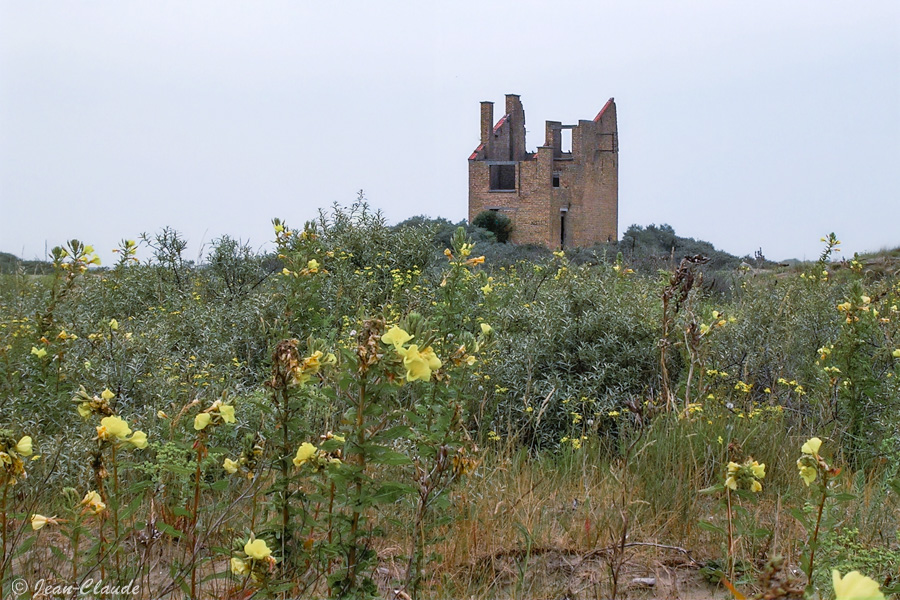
[101,388,115,401]
[81,491,106,514]
[244,538,272,560]
[480,323,492,335]
[396,344,441,382]
[15,436,32,457]
[231,557,250,575]
[293,442,317,467]
[832,570,884,600]
[100,416,132,440]
[382,326,413,348]
[109,319,119,331]
[798,464,817,486]
[223,458,239,474]
[801,437,822,456]
[30,346,47,359]
[750,461,766,479]
[194,413,211,431]
[725,459,765,492]
[128,430,148,449]
[31,514,59,530]
[218,404,236,424]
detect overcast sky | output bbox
[1,1,898,264]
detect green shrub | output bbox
[472,210,513,243]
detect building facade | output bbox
[468,94,618,248]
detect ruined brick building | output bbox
[468,95,618,248]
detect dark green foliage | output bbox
[472,210,513,243]
[620,223,746,271]
[0,251,52,275]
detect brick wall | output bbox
[468,97,618,248]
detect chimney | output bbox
[505,94,525,161]
[480,101,494,145]
[505,94,522,117]
[545,120,561,150]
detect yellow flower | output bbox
[78,403,92,418]
[750,461,766,479]
[832,570,884,600]
[101,388,115,401]
[798,463,817,486]
[725,476,737,490]
[801,437,822,456]
[726,461,741,475]
[109,319,119,331]
[157,410,168,419]
[128,431,148,449]
[480,323,492,335]
[293,442,317,467]
[244,538,272,560]
[194,413,211,431]
[893,349,900,358]
[31,514,57,530]
[31,346,47,359]
[81,490,106,514]
[223,458,239,474]
[100,416,132,440]
[750,480,762,493]
[15,436,33,457]
[837,302,853,312]
[307,259,320,272]
[218,404,236,424]
[396,344,440,382]
[382,326,413,347]
[231,556,250,575]
[419,346,442,370]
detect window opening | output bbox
[560,212,567,248]
[490,164,516,191]
[552,172,560,188]
[560,129,573,153]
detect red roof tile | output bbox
[594,98,614,122]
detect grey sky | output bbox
[1,1,898,264]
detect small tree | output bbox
[472,210,513,243]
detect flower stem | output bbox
[805,473,829,593]
[190,440,203,600]
[726,488,735,583]
[1,480,8,600]
[111,443,121,580]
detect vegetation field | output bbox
[1,203,898,599]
